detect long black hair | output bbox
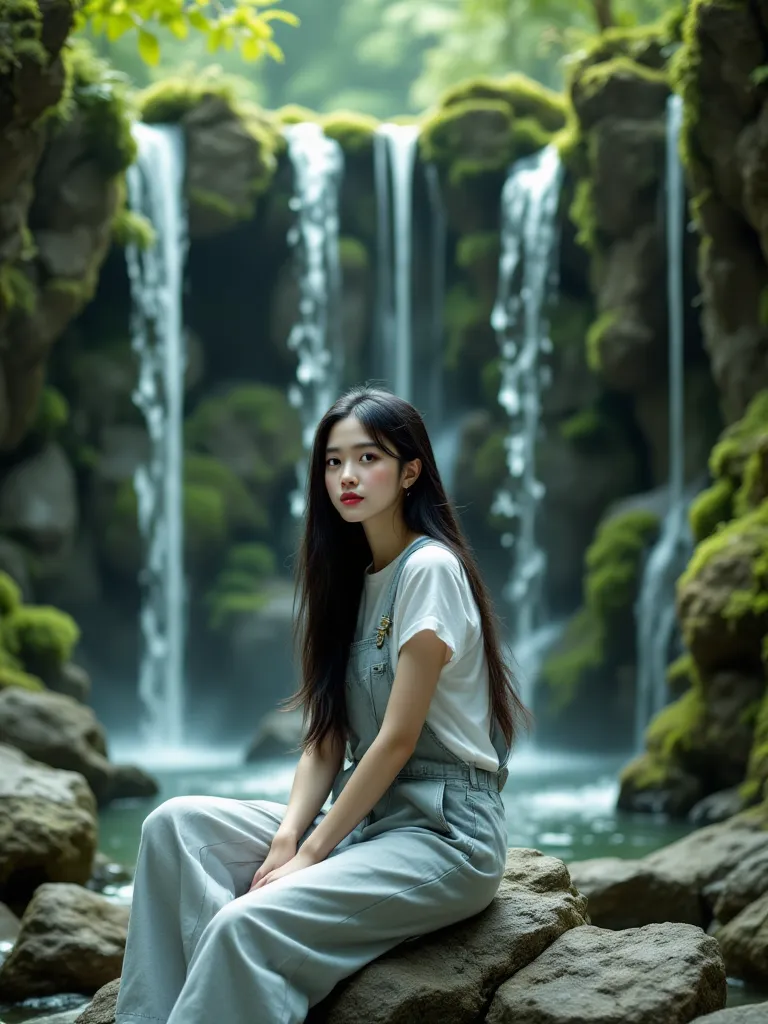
[284,385,531,754]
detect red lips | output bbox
[340,494,364,505]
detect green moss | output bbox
[275,104,319,125]
[0,262,36,315]
[512,117,552,158]
[184,484,228,560]
[584,510,660,622]
[679,499,768,624]
[0,665,45,691]
[185,384,302,489]
[711,391,768,480]
[206,543,276,631]
[578,56,668,103]
[112,209,156,251]
[188,187,254,224]
[689,477,735,542]
[666,652,697,693]
[549,296,594,351]
[439,73,566,132]
[456,232,499,270]
[576,18,679,72]
[559,407,607,446]
[30,386,69,442]
[184,454,266,533]
[540,607,605,710]
[569,178,598,255]
[420,99,515,178]
[645,686,707,760]
[0,572,21,617]
[320,111,379,154]
[669,0,713,192]
[586,309,623,373]
[0,0,45,77]
[139,71,242,123]
[339,236,369,271]
[4,605,80,674]
[45,273,98,307]
[443,284,487,369]
[54,40,136,177]
[619,751,680,793]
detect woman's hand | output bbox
[248,830,298,892]
[249,847,319,891]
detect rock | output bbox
[0,883,128,1001]
[0,688,158,807]
[739,100,768,268]
[0,901,20,942]
[644,815,768,913]
[75,978,120,1023]
[591,117,665,238]
[180,94,277,239]
[0,535,32,598]
[567,856,703,929]
[692,1006,768,1024]
[712,848,768,925]
[689,788,748,828]
[24,1011,84,1024]
[618,752,704,817]
[245,708,303,760]
[0,443,77,555]
[486,922,725,1024]
[571,61,669,132]
[0,743,96,906]
[45,661,92,703]
[676,520,768,673]
[77,849,588,1024]
[716,892,768,984]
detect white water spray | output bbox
[284,123,344,517]
[634,93,693,751]
[125,122,188,748]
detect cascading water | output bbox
[634,93,693,751]
[284,122,344,517]
[490,144,564,710]
[373,124,420,402]
[125,122,188,749]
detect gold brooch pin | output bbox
[375,615,391,648]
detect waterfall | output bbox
[125,122,188,748]
[491,144,563,684]
[284,123,344,516]
[373,124,420,403]
[634,93,693,751]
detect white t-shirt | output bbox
[355,539,499,771]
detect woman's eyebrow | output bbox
[326,441,380,454]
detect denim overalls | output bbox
[115,536,510,1024]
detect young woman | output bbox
[115,385,529,1024]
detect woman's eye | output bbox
[326,458,340,467]
[361,453,377,463]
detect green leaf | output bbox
[167,15,188,38]
[137,28,161,64]
[105,12,134,40]
[187,9,208,30]
[241,35,263,60]
[265,38,284,61]
[260,8,300,25]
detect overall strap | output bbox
[374,536,438,649]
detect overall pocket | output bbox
[386,777,452,836]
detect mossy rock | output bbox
[138,70,249,124]
[584,509,660,625]
[617,750,703,816]
[206,542,277,632]
[420,99,517,186]
[539,606,605,712]
[0,0,46,87]
[320,111,379,154]
[53,39,137,177]
[29,386,69,443]
[558,407,609,448]
[677,499,768,671]
[3,605,80,676]
[0,262,36,316]
[574,16,682,76]
[185,384,302,492]
[111,209,155,251]
[0,664,45,691]
[689,478,736,543]
[666,652,698,696]
[570,56,669,132]
[0,572,22,617]
[645,686,708,762]
[710,390,768,515]
[184,453,266,534]
[439,73,566,133]
[274,104,319,126]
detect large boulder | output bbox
[0,688,158,806]
[486,923,724,1024]
[0,883,128,1001]
[712,847,768,925]
[567,856,702,930]
[715,892,768,984]
[0,744,96,906]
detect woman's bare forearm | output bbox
[276,734,344,842]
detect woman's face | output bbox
[324,415,406,523]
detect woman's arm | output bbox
[276,730,346,843]
[300,629,448,864]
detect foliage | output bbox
[74,0,299,68]
[4,605,81,673]
[0,573,21,618]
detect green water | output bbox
[2,749,765,1021]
